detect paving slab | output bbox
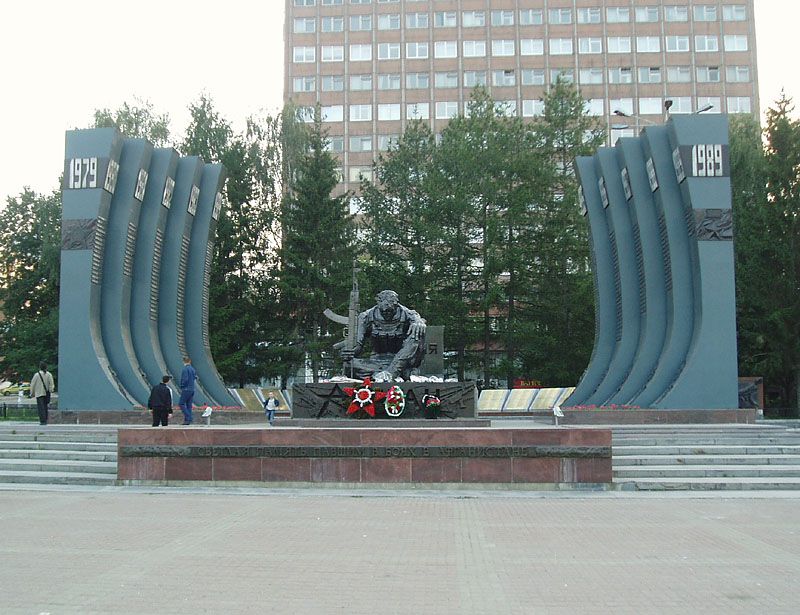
[0,487,799,614]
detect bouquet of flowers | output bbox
[385,385,406,417]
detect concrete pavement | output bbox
[0,486,798,614]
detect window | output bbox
[350,0,371,4]
[693,5,716,21]
[611,98,634,116]
[293,46,315,63]
[665,5,688,22]
[434,11,457,28]
[435,41,457,58]
[435,71,458,88]
[638,67,661,83]
[666,36,690,52]
[727,97,751,113]
[407,102,430,120]
[519,9,543,25]
[321,105,343,122]
[723,5,746,21]
[551,68,574,83]
[697,97,721,113]
[348,167,372,183]
[586,99,604,116]
[322,0,343,4]
[325,136,344,152]
[696,66,720,82]
[522,100,544,117]
[321,45,344,62]
[293,76,315,92]
[463,11,485,27]
[635,6,659,22]
[637,36,660,53]
[377,135,399,151]
[724,35,748,52]
[579,38,602,54]
[549,8,572,24]
[293,18,315,33]
[639,98,662,115]
[492,69,516,86]
[350,44,372,61]
[492,40,515,56]
[406,13,428,28]
[520,39,544,56]
[495,101,517,117]
[378,74,400,90]
[294,0,314,5]
[350,15,372,31]
[667,66,691,82]
[695,36,719,52]
[491,10,514,26]
[580,68,603,85]
[608,37,632,53]
[463,40,486,57]
[726,65,750,83]
[577,8,601,24]
[378,14,400,30]
[298,106,314,123]
[377,104,401,120]
[549,38,573,55]
[668,97,692,113]
[435,101,458,119]
[521,69,545,85]
[406,72,429,89]
[405,42,427,59]
[350,74,372,90]
[464,70,487,87]
[379,43,401,59]
[349,104,372,121]
[321,16,344,32]
[609,67,633,84]
[606,7,630,23]
[321,75,344,91]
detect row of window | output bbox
[293,64,751,92]
[293,34,749,62]
[301,95,752,126]
[293,4,747,26]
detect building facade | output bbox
[284,0,758,195]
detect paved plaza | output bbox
[0,486,798,614]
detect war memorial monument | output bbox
[59,115,745,487]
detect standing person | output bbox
[30,362,55,426]
[148,375,173,427]
[263,391,281,426]
[179,356,197,425]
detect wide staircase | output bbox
[0,425,118,486]
[613,424,800,490]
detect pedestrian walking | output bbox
[148,375,173,427]
[263,391,281,426]
[30,362,55,426]
[179,356,197,425]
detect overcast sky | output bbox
[0,0,795,207]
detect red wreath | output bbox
[343,377,387,417]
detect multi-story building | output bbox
[285,1,758,196]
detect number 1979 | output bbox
[69,157,98,189]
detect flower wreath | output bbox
[385,385,406,417]
[343,378,386,418]
[421,394,441,412]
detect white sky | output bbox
[0,0,795,206]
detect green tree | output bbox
[0,189,61,380]
[93,97,171,146]
[279,110,357,382]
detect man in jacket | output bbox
[30,362,55,426]
[179,356,197,425]
[148,375,173,427]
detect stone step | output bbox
[0,433,118,443]
[0,470,116,485]
[614,445,800,456]
[614,465,800,479]
[613,454,800,466]
[0,440,117,452]
[613,436,800,445]
[0,449,117,462]
[615,476,800,491]
[0,459,117,474]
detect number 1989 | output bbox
[691,144,723,177]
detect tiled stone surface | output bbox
[118,427,612,485]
